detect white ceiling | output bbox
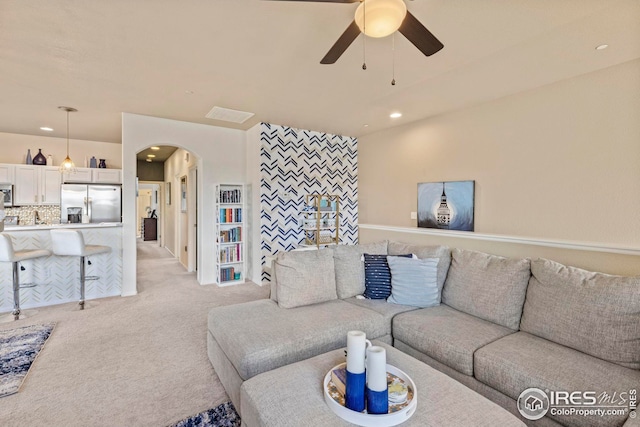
[1,0,639,144]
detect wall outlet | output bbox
[410,212,417,220]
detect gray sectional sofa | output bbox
[207,241,639,427]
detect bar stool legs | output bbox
[11,261,19,319]
[50,230,110,311]
[79,256,86,309]
[0,233,50,323]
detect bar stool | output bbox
[50,230,111,310]
[0,233,51,322]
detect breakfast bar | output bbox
[0,223,122,314]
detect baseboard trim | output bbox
[359,224,640,256]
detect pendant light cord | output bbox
[66,110,70,156]
[362,0,367,70]
[391,33,396,85]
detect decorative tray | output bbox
[323,362,417,427]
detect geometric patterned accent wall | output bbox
[260,122,358,284]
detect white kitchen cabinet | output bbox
[63,167,121,184]
[41,167,61,204]
[0,164,14,183]
[63,168,92,183]
[14,166,61,205]
[92,168,121,184]
[14,166,39,205]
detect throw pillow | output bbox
[388,242,451,297]
[386,257,440,307]
[274,249,338,309]
[363,253,412,299]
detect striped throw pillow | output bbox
[387,256,440,307]
[363,253,413,299]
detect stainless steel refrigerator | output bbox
[60,184,122,224]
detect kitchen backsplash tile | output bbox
[4,205,61,225]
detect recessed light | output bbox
[150,146,160,150]
[146,158,152,163]
[40,127,54,132]
[595,44,609,50]
[363,124,369,127]
[390,112,402,119]
[147,154,156,158]
[185,90,194,95]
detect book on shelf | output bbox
[219,208,242,223]
[219,226,242,243]
[220,266,235,282]
[219,189,242,204]
[219,243,242,263]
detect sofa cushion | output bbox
[392,304,514,376]
[386,256,440,307]
[208,299,388,380]
[363,254,413,299]
[332,241,388,299]
[520,258,640,370]
[441,249,530,330]
[475,332,639,427]
[387,242,451,295]
[343,297,418,334]
[274,249,337,309]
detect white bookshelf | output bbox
[300,194,340,248]
[215,183,245,286]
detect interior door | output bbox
[179,176,188,268]
[188,167,198,272]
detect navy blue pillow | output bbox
[363,253,413,299]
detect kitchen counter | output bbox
[3,222,122,231]
[0,224,123,313]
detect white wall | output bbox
[122,113,245,294]
[0,132,121,168]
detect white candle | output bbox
[366,346,387,392]
[346,330,370,374]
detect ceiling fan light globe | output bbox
[355,0,407,38]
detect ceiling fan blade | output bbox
[320,20,361,64]
[398,11,444,57]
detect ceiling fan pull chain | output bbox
[362,0,367,70]
[391,33,396,85]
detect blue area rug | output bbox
[169,402,241,427]
[0,322,55,397]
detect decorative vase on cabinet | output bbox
[99,159,106,168]
[89,156,97,168]
[26,149,33,165]
[33,149,47,165]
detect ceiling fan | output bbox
[267,0,443,64]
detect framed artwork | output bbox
[180,176,187,212]
[417,181,475,231]
[165,182,171,205]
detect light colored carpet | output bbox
[0,240,269,426]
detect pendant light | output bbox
[58,106,78,172]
